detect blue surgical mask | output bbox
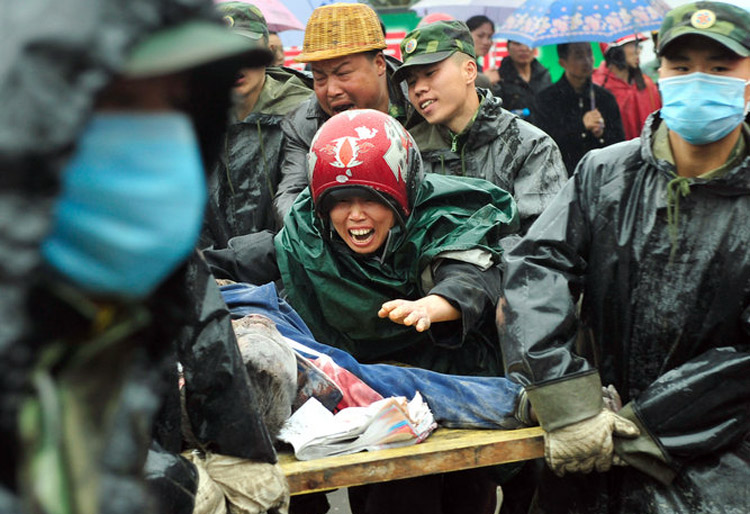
[42,113,207,299]
[659,72,749,145]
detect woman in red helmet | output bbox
[275,108,519,378]
[275,108,520,514]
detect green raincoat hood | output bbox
[275,173,518,366]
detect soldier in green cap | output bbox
[394,20,567,233]
[200,2,313,249]
[497,2,750,513]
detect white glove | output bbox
[544,408,640,477]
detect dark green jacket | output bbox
[408,89,567,234]
[201,67,312,248]
[276,173,518,376]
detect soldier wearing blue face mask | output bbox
[496,2,750,513]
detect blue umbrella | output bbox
[496,0,672,46]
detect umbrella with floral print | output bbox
[496,0,671,46]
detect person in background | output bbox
[396,21,567,233]
[495,40,552,125]
[498,2,750,513]
[201,2,312,249]
[593,34,662,140]
[268,31,286,66]
[467,14,497,88]
[273,2,414,226]
[0,2,277,513]
[536,42,625,174]
[641,30,661,83]
[417,11,455,27]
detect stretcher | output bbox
[278,426,544,495]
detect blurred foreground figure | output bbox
[0,2,274,513]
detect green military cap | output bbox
[393,20,476,83]
[124,20,273,78]
[218,1,271,43]
[658,1,750,57]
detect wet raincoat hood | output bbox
[275,172,518,373]
[499,112,750,513]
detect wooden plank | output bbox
[279,426,544,495]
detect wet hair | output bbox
[466,15,494,32]
[556,43,572,60]
[604,45,627,69]
[362,49,384,61]
[605,45,646,90]
[659,34,742,61]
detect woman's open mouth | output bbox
[349,227,375,245]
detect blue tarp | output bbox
[221,282,523,429]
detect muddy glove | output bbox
[544,408,640,477]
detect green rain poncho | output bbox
[275,173,518,375]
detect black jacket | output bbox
[273,55,413,226]
[536,75,625,175]
[499,113,750,513]
[492,58,551,126]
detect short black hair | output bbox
[362,49,384,61]
[466,15,494,32]
[557,43,571,60]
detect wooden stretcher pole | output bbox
[279,426,545,495]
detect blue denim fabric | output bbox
[221,282,522,429]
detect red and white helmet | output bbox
[308,109,422,219]
[599,33,648,56]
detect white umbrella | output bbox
[409,0,525,26]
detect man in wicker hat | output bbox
[497,2,750,513]
[394,20,567,233]
[272,2,414,225]
[200,2,312,249]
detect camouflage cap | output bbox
[393,21,476,83]
[218,1,270,43]
[658,1,750,57]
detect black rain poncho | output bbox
[0,2,275,512]
[499,113,750,513]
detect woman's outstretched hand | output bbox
[378,295,461,332]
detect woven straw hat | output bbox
[296,3,386,62]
